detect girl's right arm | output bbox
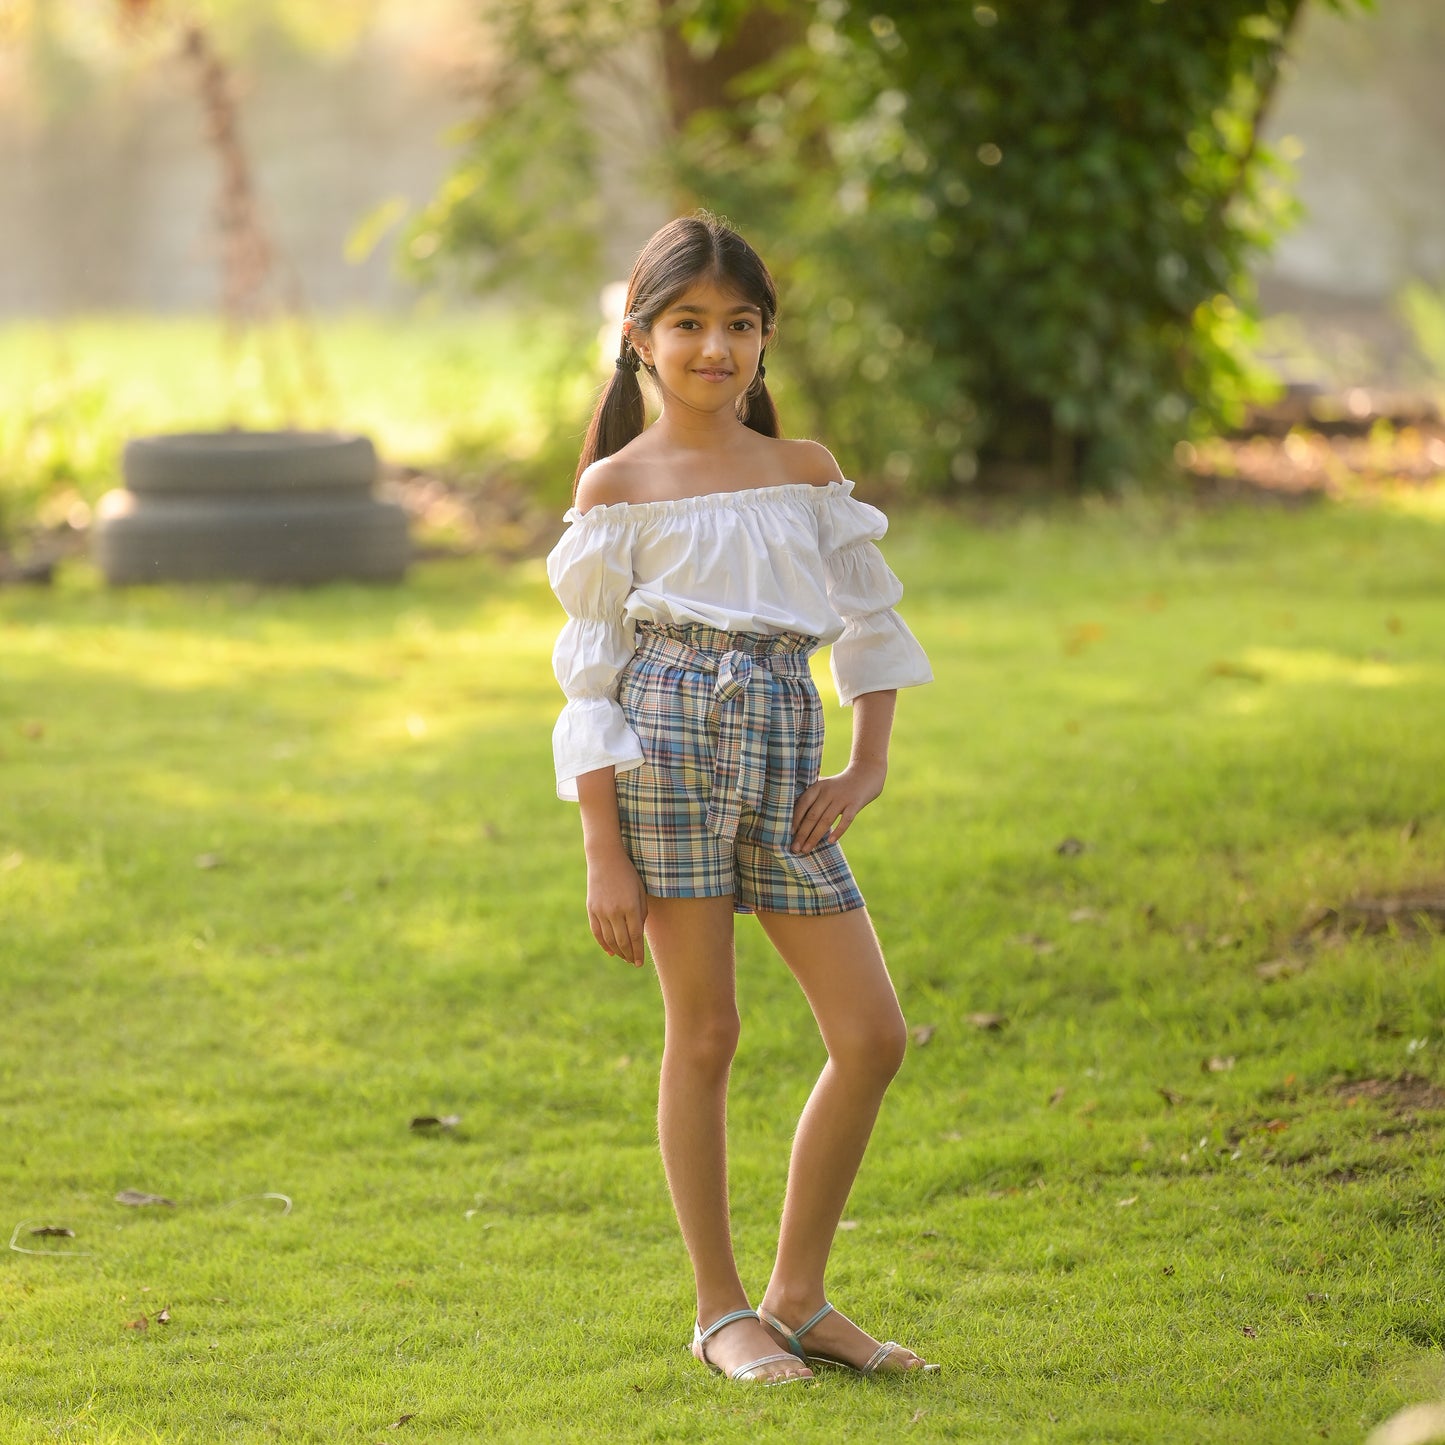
[575,766,649,968]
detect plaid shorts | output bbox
[615,622,865,916]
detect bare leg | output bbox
[646,894,812,1382]
[756,906,931,1371]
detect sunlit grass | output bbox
[1,492,1444,1442]
[0,311,596,539]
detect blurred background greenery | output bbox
[2,0,1444,552]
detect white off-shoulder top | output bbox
[546,479,932,799]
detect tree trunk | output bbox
[657,3,801,132]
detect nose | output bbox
[700,326,729,360]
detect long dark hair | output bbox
[575,213,780,490]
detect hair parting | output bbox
[574,213,781,494]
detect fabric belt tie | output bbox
[634,624,817,848]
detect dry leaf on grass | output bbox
[1256,958,1306,982]
[194,853,224,870]
[966,1012,1007,1031]
[115,1190,175,1208]
[29,1226,75,1238]
[1203,1056,1235,1073]
[387,1415,417,1430]
[409,1115,461,1132]
[1157,1087,1185,1107]
[1047,1087,1066,1107]
[122,1315,148,1332]
[1055,836,1087,856]
[156,1307,171,1325]
[910,1024,937,1047]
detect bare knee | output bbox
[664,1009,741,1080]
[828,1006,908,1087]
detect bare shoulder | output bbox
[777,437,846,486]
[574,453,645,513]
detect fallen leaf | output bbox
[966,1012,1006,1031]
[123,1315,149,1331]
[1116,1196,1137,1208]
[1055,836,1087,856]
[21,721,44,740]
[910,1024,936,1047]
[1157,1087,1185,1107]
[1241,1325,1257,1338]
[194,853,224,870]
[1385,616,1403,635]
[156,1307,171,1325]
[1256,958,1305,983]
[115,1190,176,1208]
[1068,907,1101,923]
[388,1416,417,1430]
[910,1409,928,1425]
[28,1226,75,1238]
[408,1114,461,1132]
[1263,1118,1288,1133]
[1162,1265,1175,1276]
[1015,932,1057,954]
[1401,818,1420,842]
[1207,660,1266,683]
[1203,1056,1235,1073]
[1047,1086,1066,1107]
[1062,622,1106,655]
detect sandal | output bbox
[759,1301,941,1375]
[692,1308,814,1384]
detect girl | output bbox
[547,214,936,1385]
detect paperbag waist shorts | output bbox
[615,622,865,916]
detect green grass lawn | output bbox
[2,486,1444,1443]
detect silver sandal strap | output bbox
[734,1351,806,1380]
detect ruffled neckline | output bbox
[565,478,854,525]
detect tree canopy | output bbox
[412,0,1373,490]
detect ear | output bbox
[623,321,654,368]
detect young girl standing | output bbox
[547,214,936,1385]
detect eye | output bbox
[730,319,755,331]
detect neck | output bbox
[650,400,753,451]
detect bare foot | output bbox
[759,1300,935,1374]
[694,1315,814,1383]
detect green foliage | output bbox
[3,495,1445,1439]
[417,0,1371,490]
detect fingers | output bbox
[588,896,649,968]
[791,777,872,852]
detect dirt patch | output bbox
[1330,1074,1445,1114]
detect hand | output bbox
[585,847,649,967]
[791,761,886,853]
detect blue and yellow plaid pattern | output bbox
[615,623,866,916]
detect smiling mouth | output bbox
[694,368,733,379]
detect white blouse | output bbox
[547,479,932,799]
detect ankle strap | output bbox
[792,1302,835,1340]
[696,1308,759,1345]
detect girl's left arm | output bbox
[790,688,897,853]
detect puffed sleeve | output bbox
[546,508,645,800]
[818,490,933,705]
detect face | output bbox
[627,277,772,414]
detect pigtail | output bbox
[574,340,646,494]
[738,348,780,438]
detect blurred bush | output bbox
[410,0,1370,491]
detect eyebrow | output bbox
[668,302,761,316]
